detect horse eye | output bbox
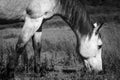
[98,45,102,49]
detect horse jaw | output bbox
[80,24,103,71]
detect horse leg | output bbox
[7,15,44,77]
[16,16,44,67]
[32,31,42,73]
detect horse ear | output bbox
[93,22,104,35]
[93,22,98,28]
[93,22,103,48]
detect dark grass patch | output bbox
[91,13,120,23]
[100,23,120,79]
[41,39,78,66]
[87,6,120,14]
[0,22,23,30]
[3,33,18,39]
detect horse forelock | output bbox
[59,0,94,36]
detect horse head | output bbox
[80,22,103,71]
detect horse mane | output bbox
[59,0,94,36]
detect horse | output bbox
[1,0,103,77]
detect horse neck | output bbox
[58,0,94,36]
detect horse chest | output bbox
[27,0,57,18]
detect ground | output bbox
[0,6,120,80]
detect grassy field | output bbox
[0,6,120,80]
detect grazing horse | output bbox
[2,0,103,76]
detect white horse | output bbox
[0,0,103,77]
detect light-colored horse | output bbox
[0,0,103,76]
